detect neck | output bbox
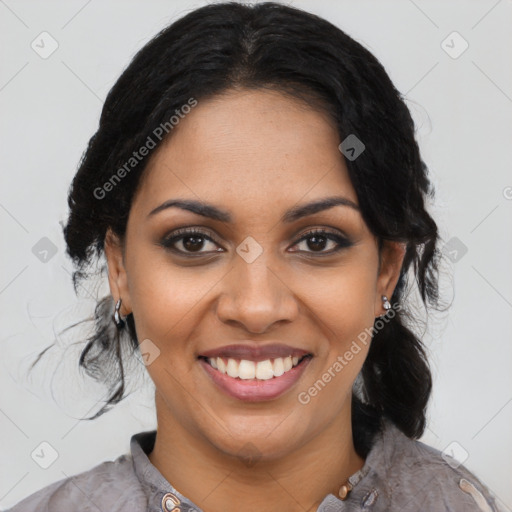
[148,393,364,512]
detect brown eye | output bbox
[291,229,353,255]
[159,228,223,255]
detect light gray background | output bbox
[1,0,511,509]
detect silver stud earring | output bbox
[382,295,391,312]
[113,298,126,329]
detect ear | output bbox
[374,240,406,317]
[104,228,132,316]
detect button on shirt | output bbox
[6,419,504,511]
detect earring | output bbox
[381,295,391,313]
[113,298,126,329]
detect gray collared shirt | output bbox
[6,419,503,511]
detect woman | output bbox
[8,2,502,511]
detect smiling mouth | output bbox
[198,354,312,380]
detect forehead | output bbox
[132,88,358,218]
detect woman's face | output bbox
[105,88,404,461]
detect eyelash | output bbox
[159,227,353,256]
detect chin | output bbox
[203,415,308,465]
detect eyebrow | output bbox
[147,196,359,223]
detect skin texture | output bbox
[104,88,405,512]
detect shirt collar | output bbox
[130,430,203,511]
[130,419,403,511]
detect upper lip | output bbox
[199,343,311,362]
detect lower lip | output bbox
[199,357,311,402]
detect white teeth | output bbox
[273,357,285,377]
[238,359,256,380]
[255,360,274,380]
[216,357,226,374]
[207,355,306,379]
[226,358,239,378]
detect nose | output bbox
[215,253,299,334]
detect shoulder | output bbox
[364,420,502,511]
[6,453,147,512]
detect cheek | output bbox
[124,252,211,415]
[123,248,208,356]
[296,259,377,392]
[300,261,378,340]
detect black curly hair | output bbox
[33,1,444,458]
